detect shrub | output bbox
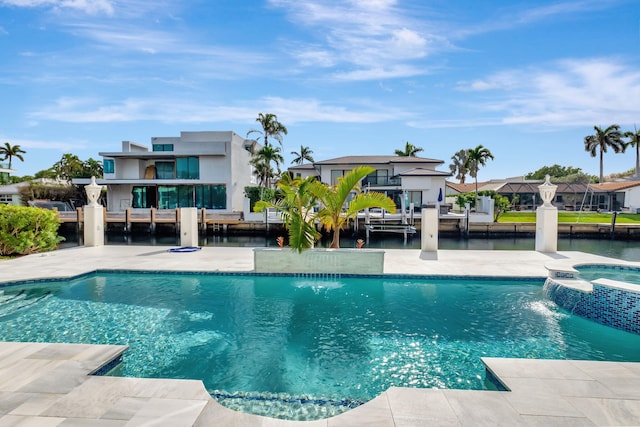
[0,205,63,256]
[244,186,277,211]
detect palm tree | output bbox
[290,145,315,165]
[394,141,423,157]
[254,174,321,252]
[465,145,494,201]
[584,125,625,183]
[449,149,469,184]
[251,144,284,187]
[310,166,396,248]
[0,142,26,170]
[246,113,288,148]
[624,126,640,178]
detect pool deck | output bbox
[1,246,640,426]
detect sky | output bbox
[1,0,639,181]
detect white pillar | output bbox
[180,207,199,247]
[83,176,104,247]
[535,175,558,253]
[421,208,438,252]
[535,206,558,252]
[84,205,104,247]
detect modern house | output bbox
[0,162,14,185]
[91,131,256,213]
[289,155,451,209]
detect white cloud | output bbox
[269,0,435,81]
[29,96,412,125]
[435,57,640,129]
[1,0,114,15]
[2,136,85,151]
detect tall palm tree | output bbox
[584,124,625,183]
[394,141,423,157]
[290,145,315,165]
[0,142,26,170]
[310,166,396,248]
[246,113,288,148]
[624,125,640,178]
[449,149,469,184]
[465,145,494,200]
[251,144,284,187]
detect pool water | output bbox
[1,272,639,420]
[576,264,640,285]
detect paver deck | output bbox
[1,246,639,426]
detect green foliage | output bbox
[254,175,320,252]
[394,141,423,157]
[18,182,81,206]
[498,211,640,224]
[526,164,583,180]
[244,186,277,211]
[52,154,103,180]
[0,205,63,256]
[310,166,396,248]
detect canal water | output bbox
[58,229,640,262]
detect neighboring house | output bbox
[0,182,22,205]
[79,131,256,213]
[0,162,15,185]
[446,178,640,212]
[290,155,451,209]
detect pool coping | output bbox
[1,246,640,425]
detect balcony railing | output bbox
[362,177,401,187]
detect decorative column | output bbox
[535,175,558,253]
[421,208,438,253]
[180,207,199,247]
[83,176,104,247]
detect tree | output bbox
[584,125,625,183]
[246,113,288,148]
[310,166,396,248]
[465,145,494,201]
[0,142,26,170]
[52,153,84,181]
[449,149,469,184]
[81,158,103,178]
[526,164,583,180]
[251,144,284,188]
[254,174,320,252]
[290,145,315,165]
[624,126,640,178]
[394,141,423,157]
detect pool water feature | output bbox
[575,264,640,285]
[1,272,639,420]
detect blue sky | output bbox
[1,0,639,180]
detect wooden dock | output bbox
[56,208,241,234]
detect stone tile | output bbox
[0,359,59,392]
[100,397,149,421]
[0,414,66,426]
[27,344,92,361]
[566,397,640,426]
[327,393,393,427]
[483,358,593,381]
[393,415,461,426]
[520,415,596,426]
[261,417,327,426]
[130,378,210,400]
[18,361,90,394]
[443,390,523,426]
[9,394,64,416]
[0,392,33,416]
[503,391,582,417]
[386,387,458,424]
[125,398,207,426]
[500,377,616,399]
[60,419,127,426]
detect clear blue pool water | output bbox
[576,264,640,285]
[1,272,639,420]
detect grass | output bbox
[498,211,640,224]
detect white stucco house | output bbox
[82,131,257,213]
[289,155,451,210]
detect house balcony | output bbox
[362,177,401,187]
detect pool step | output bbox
[0,291,52,318]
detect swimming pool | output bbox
[1,272,639,420]
[575,264,640,284]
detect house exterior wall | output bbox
[100,131,254,212]
[624,188,640,212]
[401,176,446,206]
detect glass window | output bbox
[152,144,174,152]
[408,191,422,208]
[132,186,156,208]
[103,159,114,174]
[158,186,177,209]
[155,162,175,179]
[176,157,199,179]
[195,185,226,209]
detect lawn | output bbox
[498,211,640,224]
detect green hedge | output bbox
[0,205,63,256]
